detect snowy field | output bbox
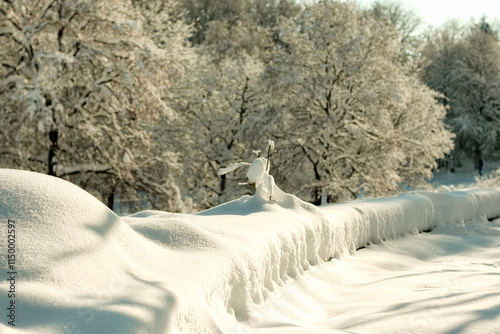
[431,159,500,190]
[1,168,500,333]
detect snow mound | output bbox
[320,192,435,250]
[1,168,500,333]
[0,169,177,334]
[0,169,122,279]
[420,189,500,225]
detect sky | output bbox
[357,0,500,28]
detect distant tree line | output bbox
[0,0,496,211]
[421,17,500,170]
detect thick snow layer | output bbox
[1,169,500,333]
[320,193,435,250]
[0,169,178,333]
[249,218,500,333]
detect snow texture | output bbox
[245,157,286,203]
[1,168,500,333]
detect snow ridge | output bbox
[1,169,500,333]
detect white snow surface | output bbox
[1,168,500,333]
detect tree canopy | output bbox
[1,0,474,211]
[422,18,500,164]
[0,0,192,211]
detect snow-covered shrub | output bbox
[474,168,500,188]
[218,140,286,202]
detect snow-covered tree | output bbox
[201,17,274,62]
[265,0,453,204]
[0,0,192,211]
[421,20,465,104]
[166,51,270,209]
[179,0,247,44]
[179,0,301,45]
[367,0,424,64]
[422,19,500,164]
[165,0,295,209]
[246,0,302,28]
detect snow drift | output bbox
[1,168,500,333]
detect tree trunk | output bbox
[48,130,58,176]
[311,163,322,205]
[107,191,115,211]
[312,186,322,206]
[220,174,226,195]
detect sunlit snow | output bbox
[1,168,500,333]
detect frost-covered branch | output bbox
[0,0,194,211]
[265,1,452,204]
[56,163,114,176]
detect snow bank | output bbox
[1,169,500,333]
[0,169,177,334]
[420,189,500,225]
[320,193,435,251]
[320,189,500,254]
